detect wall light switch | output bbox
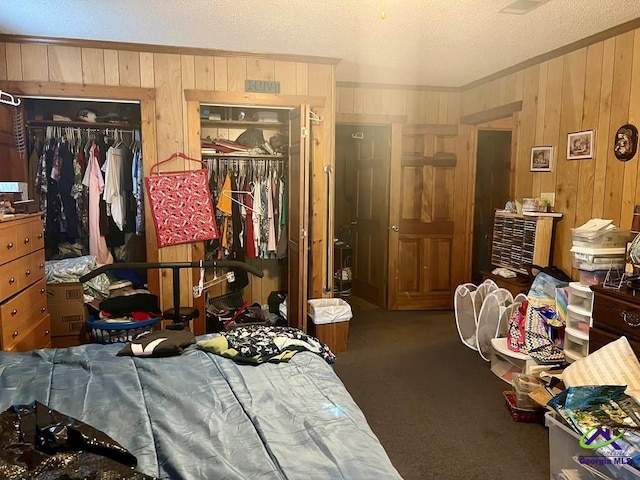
[540,192,555,208]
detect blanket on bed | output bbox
[0,340,402,480]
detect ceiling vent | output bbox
[499,0,550,15]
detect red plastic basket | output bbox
[503,391,545,423]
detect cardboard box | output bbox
[46,282,87,337]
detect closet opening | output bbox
[198,103,292,318]
[23,96,146,279]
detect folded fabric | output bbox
[117,329,195,357]
[197,325,336,365]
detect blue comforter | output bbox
[0,341,402,479]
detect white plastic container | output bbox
[546,411,640,480]
[568,282,593,312]
[570,246,626,271]
[512,373,541,409]
[307,298,352,325]
[563,330,589,362]
[571,228,631,248]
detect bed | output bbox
[0,338,402,479]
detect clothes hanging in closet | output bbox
[205,158,287,261]
[32,127,144,262]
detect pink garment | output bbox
[82,143,113,266]
[266,175,276,252]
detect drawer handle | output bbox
[11,309,17,316]
[40,306,46,313]
[6,242,13,249]
[25,269,31,276]
[23,237,30,244]
[621,311,640,327]
[40,288,45,294]
[37,233,43,239]
[44,330,50,336]
[12,331,18,338]
[39,263,44,269]
[9,277,15,284]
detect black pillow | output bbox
[117,330,195,358]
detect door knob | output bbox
[350,220,357,225]
[391,225,399,232]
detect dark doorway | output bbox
[471,130,512,284]
[335,125,391,307]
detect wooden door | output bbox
[335,125,390,307]
[388,124,460,310]
[288,105,310,330]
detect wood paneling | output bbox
[48,46,82,83]
[81,48,105,85]
[460,26,640,280]
[21,44,48,81]
[0,35,335,320]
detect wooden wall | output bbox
[460,27,640,278]
[0,38,336,320]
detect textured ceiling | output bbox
[2,0,640,87]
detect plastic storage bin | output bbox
[578,269,609,286]
[86,315,161,344]
[568,282,594,312]
[512,373,541,409]
[571,246,626,271]
[566,304,591,334]
[546,411,640,480]
[571,228,631,248]
[563,330,589,362]
[307,298,353,353]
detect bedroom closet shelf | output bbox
[201,149,285,159]
[200,119,287,128]
[27,120,141,129]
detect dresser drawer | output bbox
[6,314,51,352]
[0,214,45,267]
[589,326,640,358]
[1,283,48,351]
[592,290,640,340]
[0,250,45,301]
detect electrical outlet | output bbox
[540,192,555,208]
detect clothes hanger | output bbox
[0,90,21,107]
[150,151,209,175]
[220,188,264,215]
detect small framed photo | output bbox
[530,146,553,172]
[567,129,595,160]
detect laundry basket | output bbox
[207,290,245,311]
[86,315,161,344]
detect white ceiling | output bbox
[2,0,640,87]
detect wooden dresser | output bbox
[590,285,640,358]
[0,213,50,351]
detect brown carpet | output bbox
[332,296,550,480]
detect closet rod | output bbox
[27,125,139,134]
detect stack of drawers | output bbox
[0,213,50,351]
[563,282,593,362]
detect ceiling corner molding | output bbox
[460,101,523,125]
[462,17,640,91]
[336,81,460,93]
[0,34,342,66]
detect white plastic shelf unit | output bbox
[563,282,594,363]
[490,337,532,383]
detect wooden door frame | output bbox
[460,101,521,283]
[0,80,161,297]
[184,90,327,331]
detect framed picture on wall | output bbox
[530,146,553,172]
[567,129,594,160]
